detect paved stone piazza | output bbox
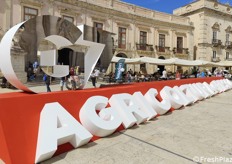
[35,88,232,164]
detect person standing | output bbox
[43,74,51,92]
[75,66,79,75]
[69,67,76,90]
[175,70,181,80]
[60,76,66,91]
[161,69,167,80]
[91,70,96,88]
[94,69,100,81]
[201,70,206,78]
[206,69,212,77]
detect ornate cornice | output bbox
[175,32,187,36]
[54,0,192,30]
[136,24,151,32]
[157,29,169,34]
[212,22,220,31]
[20,0,43,8]
[58,6,80,17]
[91,15,108,23]
[198,43,214,47]
[225,26,232,33]
[115,21,131,28]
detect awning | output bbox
[111,56,232,67]
[111,56,142,64]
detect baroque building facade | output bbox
[174,0,232,66]
[0,0,194,74]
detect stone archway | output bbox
[58,48,84,72]
[116,53,127,58]
[58,48,73,66]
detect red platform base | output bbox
[0,77,221,164]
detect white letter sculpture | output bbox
[79,96,122,137]
[35,102,93,163]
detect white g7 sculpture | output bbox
[0,15,105,93]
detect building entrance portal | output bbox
[158,56,165,75]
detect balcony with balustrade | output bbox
[172,47,189,59]
[176,48,189,54]
[212,39,222,47]
[155,46,171,58]
[211,57,220,62]
[225,41,232,49]
[225,58,232,61]
[136,43,154,51]
[155,46,170,52]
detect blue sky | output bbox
[121,0,232,14]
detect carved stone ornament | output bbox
[212,22,220,31]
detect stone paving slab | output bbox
[40,90,232,164]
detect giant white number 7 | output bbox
[0,16,105,93]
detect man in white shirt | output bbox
[94,69,100,80]
[161,69,167,80]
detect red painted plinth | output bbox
[0,77,221,164]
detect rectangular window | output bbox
[139,31,147,50]
[140,31,147,44]
[159,34,165,52]
[226,33,230,42]
[118,27,126,49]
[94,22,103,30]
[213,51,216,58]
[63,15,74,23]
[24,7,38,21]
[177,37,183,53]
[213,31,217,40]
[226,52,229,59]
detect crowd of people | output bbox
[102,67,231,84]
[1,61,231,92]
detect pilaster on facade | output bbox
[169,29,174,50]
[198,13,208,44]
[187,31,194,60]
[170,29,176,51]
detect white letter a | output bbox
[35,102,93,163]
